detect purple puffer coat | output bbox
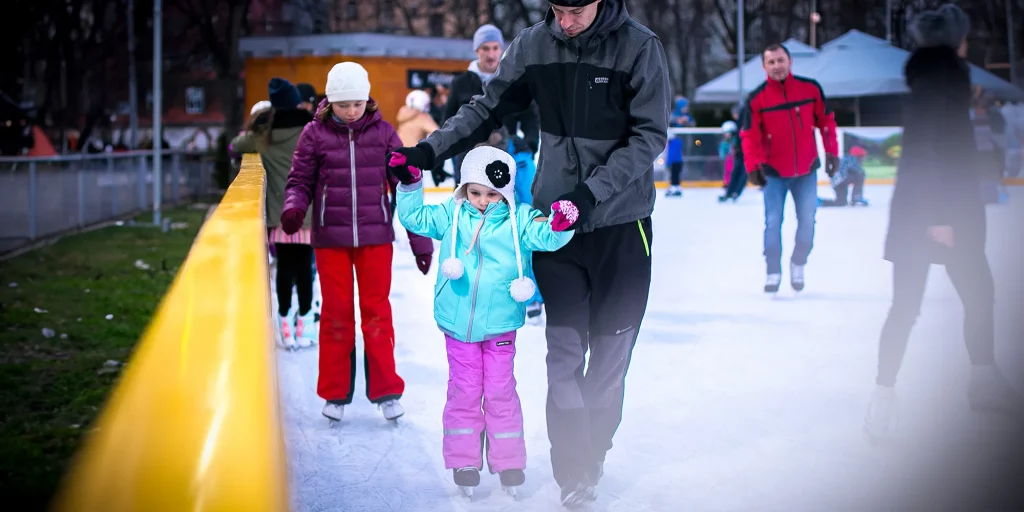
[283,100,433,256]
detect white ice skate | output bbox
[560,482,597,508]
[764,273,782,293]
[322,401,344,424]
[790,263,805,292]
[294,310,318,349]
[277,314,297,351]
[864,385,899,444]
[379,399,404,421]
[968,365,1024,420]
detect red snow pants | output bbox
[315,245,404,404]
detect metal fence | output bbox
[0,151,215,255]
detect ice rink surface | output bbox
[276,185,1024,511]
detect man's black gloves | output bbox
[552,184,597,230]
[824,155,841,178]
[748,165,767,187]
[391,143,436,173]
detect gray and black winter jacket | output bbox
[421,0,671,232]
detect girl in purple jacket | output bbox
[280,62,435,424]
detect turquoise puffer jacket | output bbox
[397,182,573,342]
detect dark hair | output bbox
[762,43,791,62]
[245,109,274,148]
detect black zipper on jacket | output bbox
[781,84,799,175]
[571,45,583,185]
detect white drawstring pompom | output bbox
[509,277,536,303]
[441,257,464,280]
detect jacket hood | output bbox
[248,107,313,144]
[905,46,968,90]
[545,0,629,46]
[396,105,424,125]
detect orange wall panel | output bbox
[243,56,470,131]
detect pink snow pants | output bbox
[442,332,526,472]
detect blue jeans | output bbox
[763,172,818,274]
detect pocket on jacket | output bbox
[434,279,457,324]
[486,280,524,332]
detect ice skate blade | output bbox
[561,486,597,508]
[503,485,519,499]
[458,486,474,498]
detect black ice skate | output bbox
[499,469,525,497]
[453,467,480,498]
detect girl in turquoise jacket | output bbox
[393,145,574,497]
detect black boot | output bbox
[499,469,525,486]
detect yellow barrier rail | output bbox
[52,156,287,511]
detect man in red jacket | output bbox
[741,43,839,293]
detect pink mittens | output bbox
[550,200,580,232]
[388,152,422,185]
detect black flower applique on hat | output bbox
[485,160,511,189]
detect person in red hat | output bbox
[818,145,869,207]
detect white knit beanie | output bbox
[325,62,371,102]
[440,146,536,303]
[250,100,271,116]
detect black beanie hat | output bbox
[296,83,317,104]
[268,77,301,109]
[549,0,600,6]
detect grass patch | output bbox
[864,164,896,179]
[0,204,209,509]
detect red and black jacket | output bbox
[741,73,838,178]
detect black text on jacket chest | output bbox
[524,62,633,141]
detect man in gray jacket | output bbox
[390,0,669,505]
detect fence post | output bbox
[108,156,117,216]
[78,162,86,227]
[172,152,181,203]
[138,155,148,210]
[29,161,37,240]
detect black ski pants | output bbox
[533,217,653,489]
[876,254,995,387]
[275,243,314,317]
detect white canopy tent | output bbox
[694,30,1024,104]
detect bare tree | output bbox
[167,0,251,135]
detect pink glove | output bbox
[550,200,579,232]
[388,152,422,185]
[280,208,305,235]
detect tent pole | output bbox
[1008,0,1017,86]
[886,0,892,42]
[737,0,744,103]
[854,97,861,127]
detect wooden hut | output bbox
[238,33,474,124]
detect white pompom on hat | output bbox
[325,62,371,103]
[440,145,536,303]
[405,90,431,113]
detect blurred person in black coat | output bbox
[864,4,1023,442]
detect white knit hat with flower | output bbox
[440,145,536,302]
